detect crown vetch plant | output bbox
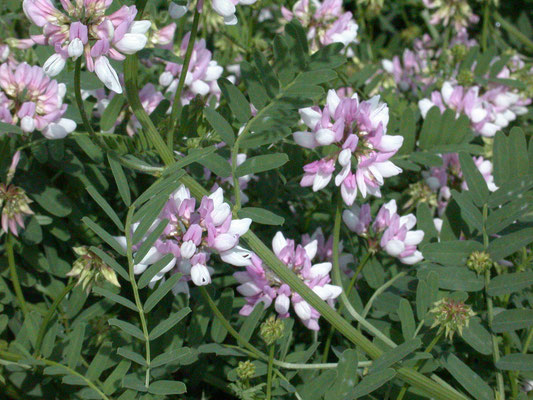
[1,1,533,399]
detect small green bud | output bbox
[236,360,256,381]
[429,298,475,340]
[67,246,120,293]
[404,181,438,209]
[451,44,468,61]
[457,69,474,87]
[467,251,493,275]
[260,315,284,346]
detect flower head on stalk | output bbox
[233,232,342,330]
[159,32,223,106]
[0,62,76,138]
[115,185,252,296]
[22,0,151,93]
[295,89,403,206]
[281,0,358,52]
[343,200,424,264]
[422,0,479,30]
[67,246,120,293]
[429,297,475,340]
[0,151,34,237]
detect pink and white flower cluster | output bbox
[23,0,150,93]
[159,33,223,106]
[419,80,530,137]
[0,62,76,139]
[424,153,498,214]
[343,200,424,264]
[234,232,342,330]
[170,0,258,26]
[116,185,251,295]
[423,0,478,30]
[281,0,358,52]
[294,89,403,205]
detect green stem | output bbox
[523,328,533,354]
[34,280,76,356]
[0,350,110,400]
[331,200,397,348]
[123,53,467,400]
[396,329,445,400]
[6,233,28,316]
[361,271,408,319]
[481,0,491,51]
[494,11,533,52]
[125,207,151,388]
[266,345,275,400]
[322,250,372,362]
[74,58,95,135]
[168,2,202,145]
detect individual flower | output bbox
[170,0,258,25]
[423,153,498,214]
[281,0,358,52]
[146,23,177,49]
[0,62,76,138]
[234,232,342,330]
[159,33,223,105]
[429,297,475,340]
[295,89,403,205]
[301,227,354,275]
[23,0,151,93]
[67,246,120,293]
[115,185,252,296]
[422,0,479,30]
[343,200,424,264]
[0,152,33,237]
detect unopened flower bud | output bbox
[67,246,120,293]
[260,315,284,346]
[429,298,475,340]
[0,184,34,236]
[236,360,255,381]
[457,69,474,87]
[451,44,468,61]
[466,251,493,275]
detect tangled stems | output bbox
[168,2,203,145]
[34,280,76,356]
[6,233,28,316]
[74,58,95,136]
[124,49,467,400]
[125,207,151,388]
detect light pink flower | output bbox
[23,0,150,93]
[301,227,355,275]
[159,33,223,106]
[234,232,342,330]
[115,185,252,296]
[0,62,76,139]
[295,89,403,205]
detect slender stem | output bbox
[124,52,467,400]
[481,0,490,51]
[168,2,202,144]
[322,250,372,361]
[362,271,408,319]
[0,350,110,400]
[34,281,76,356]
[396,329,445,400]
[125,207,151,388]
[331,199,397,348]
[266,345,275,400]
[523,328,533,354]
[74,58,95,135]
[413,319,425,338]
[494,11,533,52]
[6,233,28,316]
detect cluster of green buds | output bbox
[236,360,256,382]
[451,44,468,62]
[357,0,385,17]
[457,69,475,87]
[259,315,285,346]
[429,298,475,340]
[404,181,438,210]
[66,246,120,293]
[467,251,493,275]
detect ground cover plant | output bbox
[1,0,533,399]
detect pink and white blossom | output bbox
[170,0,257,25]
[115,185,252,295]
[0,62,76,139]
[295,89,403,205]
[23,0,150,93]
[234,232,342,330]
